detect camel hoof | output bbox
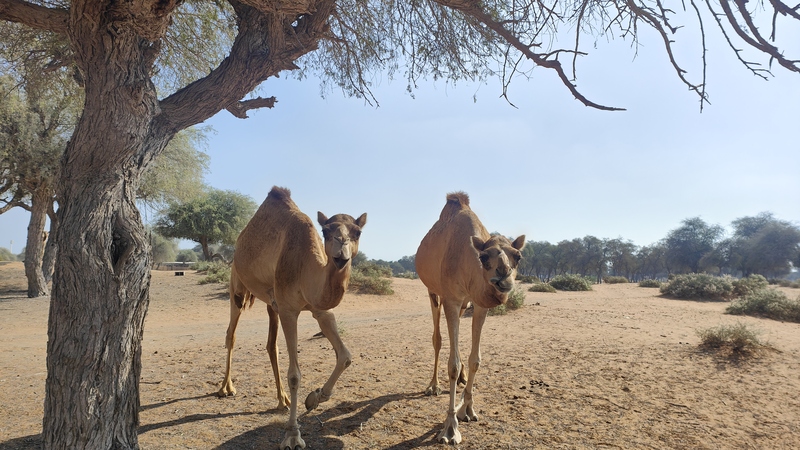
[436,424,462,445]
[304,388,322,411]
[217,384,236,397]
[424,385,442,396]
[280,432,305,450]
[457,402,479,422]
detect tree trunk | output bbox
[24,187,50,297]
[42,6,165,447]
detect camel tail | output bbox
[440,191,471,219]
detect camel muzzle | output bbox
[333,257,350,270]
[491,275,513,293]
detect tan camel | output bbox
[217,186,366,450]
[416,192,525,445]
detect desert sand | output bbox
[1,260,799,449]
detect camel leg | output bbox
[304,309,352,411]
[267,304,290,409]
[218,291,245,397]
[436,298,464,445]
[458,304,489,422]
[456,304,470,386]
[425,292,443,396]
[278,309,305,450]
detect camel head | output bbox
[318,212,368,270]
[471,234,526,297]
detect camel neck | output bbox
[306,261,350,310]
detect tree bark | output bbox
[24,187,50,297]
[42,206,58,284]
[42,2,165,447]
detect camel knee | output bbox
[448,360,462,381]
[287,367,301,390]
[470,356,481,373]
[336,347,352,370]
[225,331,235,349]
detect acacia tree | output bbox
[0,0,798,448]
[664,217,724,273]
[729,212,800,277]
[0,75,73,297]
[154,188,256,261]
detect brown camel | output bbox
[217,186,366,450]
[415,192,525,445]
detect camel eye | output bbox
[479,253,491,269]
[351,229,361,240]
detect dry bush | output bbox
[638,279,662,288]
[528,282,557,293]
[727,289,800,323]
[697,323,765,355]
[603,276,629,284]
[660,273,735,301]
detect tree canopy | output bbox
[154,188,256,261]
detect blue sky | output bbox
[1,25,798,261]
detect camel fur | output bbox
[415,192,525,445]
[218,186,366,450]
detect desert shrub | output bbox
[697,323,764,354]
[0,247,16,261]
[549,274,593,291]
[638,279,662,288]
[727,289,800,323]
[603,276,629,284]
[773,279,800,289]
[528,283,557,293]
[349,262,394,295]
[732,274,769,298]
[195,261,231,285]
[516,275,540,283]
[659,273,735,301]
[395,271,419,279]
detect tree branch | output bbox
[434,0,624,111]
[226,96,278,118]
[0,0,68,34]
[156,0,334,133]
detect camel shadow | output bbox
[139,392,217,411]
[0,434,40,450]
[217,391,443,449]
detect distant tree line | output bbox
[519,213,800,282]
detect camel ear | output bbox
[355,213,367,228]
[317,211,329,227]
[512,235,526,250]
[471,236,486,252]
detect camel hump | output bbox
[267,186,292,204]
[440,191,471,219]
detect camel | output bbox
[217,186,366,450]
[415,192,525,445]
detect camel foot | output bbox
[277,392,290,410]
[425,384,442,396]
[457,401,479,422]
[304,388,329,411]
[436,416,462,445]
[280,428,305,450]
[217,382,236,397]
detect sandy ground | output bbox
[1,260,799,449]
